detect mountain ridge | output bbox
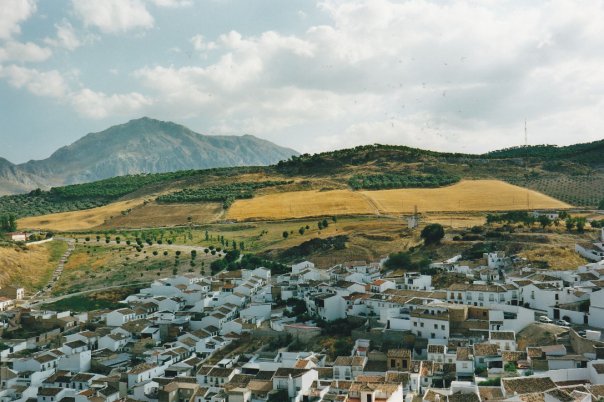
[0,117,299,193]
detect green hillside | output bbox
[2,141,604,220]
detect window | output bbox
[489,294,495,302]
[431,333,435,338]
[391,359,396,367]
[420,322,424,327]
[434,324,438,329]
[441,325,445,330]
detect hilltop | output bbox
[1,139,603,227]
[1,117,299,191]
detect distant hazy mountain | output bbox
[0,157,48,196]
[2,117,299,193]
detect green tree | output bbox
[576,217,587,233]
[420,223,445,245]
[298,227,305,235]
[384,252,412,270]
[565,218,575,232]
[538,215,551,229]
[282,231,289,239]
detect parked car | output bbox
[577,330,587,337]
[556,319,570,327]
[539,316,553,323]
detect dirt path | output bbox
[32,237,75,301]
[358,192,383,216]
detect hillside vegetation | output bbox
[6,140,604,229]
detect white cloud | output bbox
[0,0,36,39]
[0,41,52,62]
[70,88,152,118]
[0,65,67,97]
[150,0,192,7]
[0,64,152,119]
[71,0,154,34]
[44,22,82,50]
[131,0,604,152]
[190,34,216,51]
[7,0,604,154]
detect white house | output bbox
[410,305,450,340]
[306,293,346,321]
[333,356,367,380]
[272,368,318,400]
[106,308,136,327]
[240,303,272,321]
[98,333,130,352]
[489,331,517,352]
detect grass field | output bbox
[0,240,68,290]
[53,241,219,295]
[18,198,146,231]
[97,202,223,229]
[228,180,570,221]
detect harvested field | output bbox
[227,189,374,220]
[227,180,570,221]
[18,198,145,231]
[364,180,570,213]
[97,202,223,229]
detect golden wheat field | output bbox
[363,180,570,213]
[18,198,146,231]
[227,180,570,220]
[227,189,376,220]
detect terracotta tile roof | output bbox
[502,351,525,362]
[387,349,411,359]
[490,331,515,341]
[526,347,544,359]
[502,377,557,396]
[456,347,472,361]
[478,386,504,401]
[333,356,366,367]
[473,343,498,357]
[428,344,445,354]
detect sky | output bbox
[1,0,604,164]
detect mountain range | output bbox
[0,117,299,195]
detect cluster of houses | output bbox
[0,285,24,313]
[4,244,604,401]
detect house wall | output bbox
[58,351,91,372]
